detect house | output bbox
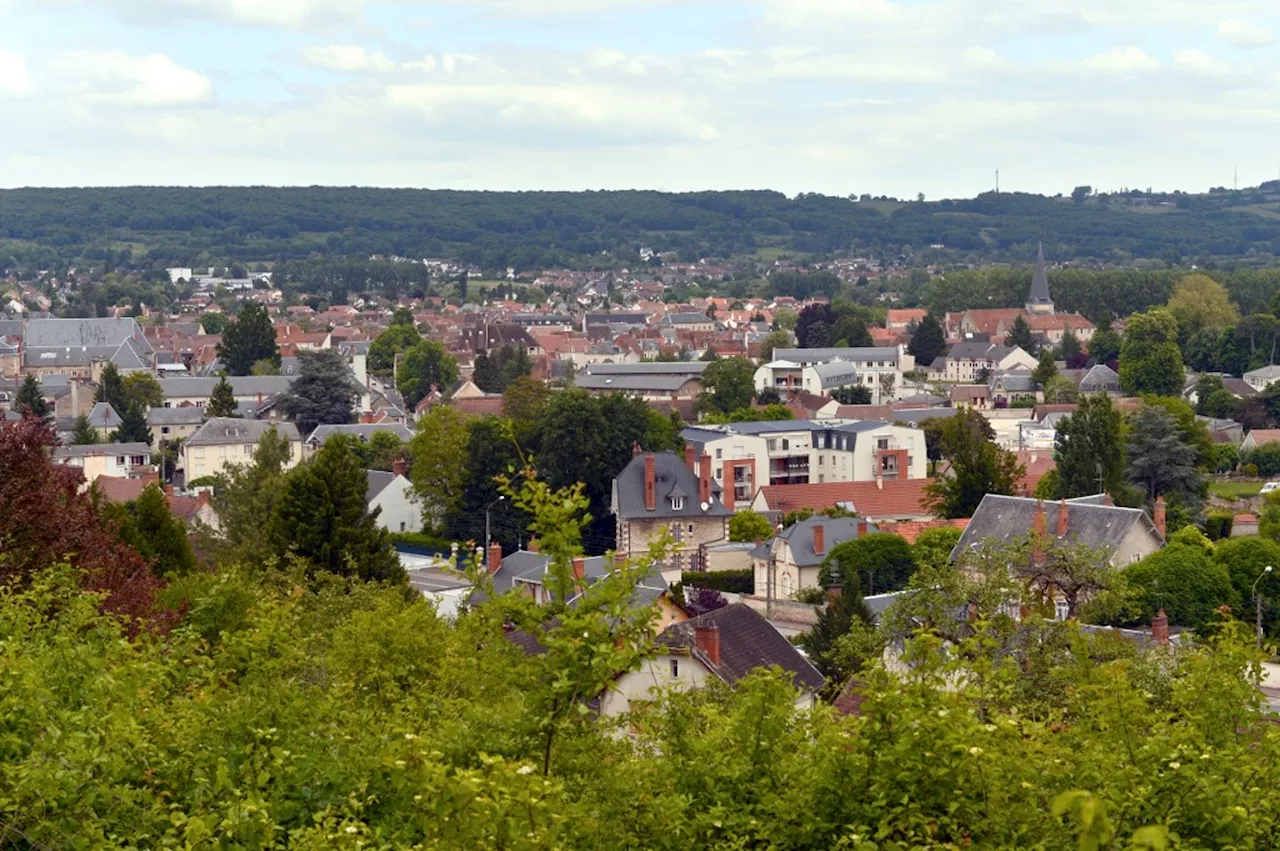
[305,422,415,455]
[929,342,1037,384]
[53,442,153,485]
[1198,416,1244,446]
[750,478,937,523]
[953,494,1166,571]
[758,346,913,403]
[599,604,825,718]
[20,318,155,379]
[158,376,296,409]
[147,406,207,446]
[886,309,927,332]
[949,384,990,409]
[1244,365,1280,393]
[95,476,220,530]
[989,367,1041,407]
[611,449,732,575]
[85,401,123,440]
[180,418,302,481]
[751,516,878,599]
[575,361,707,401]
[1077,364,1121,395]
[1242,429,1280,452]
[366,460,421,534]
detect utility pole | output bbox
[995,169,1000,194]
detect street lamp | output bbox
[484,495,505,553]
[1253,565,1273,649]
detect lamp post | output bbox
[484,495,505,553]
[1253,565,1273,649]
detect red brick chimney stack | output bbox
[644,453,656,511]
[392,457,407,478]
[693,624,721,666]
[1058,499,1069,537]
[1152,608,1170,646]
[684,443,696,474]
[812,523,825,556]
[699,453,712,505]
[487,543,503,575]
[1154,496,1167,537]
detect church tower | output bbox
[1026,243,1055,315]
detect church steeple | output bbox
[1026,242,1054,315]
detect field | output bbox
[1209,480,1266,500]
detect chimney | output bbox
[1151,608,1170,646]
[571,557,587,592]
[644,453,657,511]
[1153,496,1167,537]
[812,523,825,556]
[875,465,884,490]
[1032,499,1046,537]
[487,542,503,575]
[685,443,696,474]
[1057,499,1069,538]
[632,441,642,458]
[198,489,211,507]
[615,551,628,568]
[826,584,842,604]
[257,392,263,407]
[856,518,868,538]
[1102,492,1113,507]
[700,453,712,505]
[392,457,407,478]
[528,538,539,554]
[693,624,721,666]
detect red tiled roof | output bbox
[1026,313,1095,331]
[450,396,505,417]
[877,518,970,543]
[1248,429,1280,446]
[1012,451,1057,496]
[758,478,936,519]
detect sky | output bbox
[0,0,1278,197]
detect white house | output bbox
[757,346,913,403]
[1244,365,1280,393]
[367,461,421,534]
[179,418,302,481]
[53,442,152,485]
[928,343,1037,384]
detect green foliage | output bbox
[473,344,533,394]
[1167,272,1240,336]
[108,484,198,577]
[270,435,404,583]
[1194,374,1237,420]
[250,358,279,376]
[1244,442,1280,476]
[408,405,471,522]
[700,403,794,424]
[818,533,916,595]
[1204,512,1234,541]
[352,430,404,472]
[759,329,792,362]
[696,356,757,415]
[197,311,227,334]
[911,525,963,570]
[1125,406,1204,510]
[1212,537,1280,635]
[801,584,875,682]
[907,312,946,365]
[368,321,421,377]
[94,362,125,408]
[1031,349,1058,385]
[1119,310,1185,397]
[110,402,152,445]
[69,413,98,445]
[205,374,239,418]
[278,348,361,438]
[1005,314,1035,352]
[206,425,294,563]
[832,384,872,404]
[397,339,459,409]
[680,569,752,594]
[121,372,164,410]
[217,300,279,376]
[13,373,50,422]
[1041,373,1079,404]
[925,409,1024,518]
[728,510,774,542]
[1054,394,1127,499]
[1121,533,1238,630]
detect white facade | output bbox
[599,652,815,720]
[755,346,912,403]
[369,473,422,534]
[1245,365,1280,393]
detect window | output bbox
[161,426,170,434]
[877,438,890,451]
[131,456,145,465]
[116,456,125,465]
[1055,600,1070,621]
[670,659,679,678]
[688,524,694,534]
[400,522,406,532]
[243,444,252,455]
[671,496,685,511]
[781,438,789,450]
[715,448,722,459]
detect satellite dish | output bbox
[700,501,709,512]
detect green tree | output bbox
[250,359,279,376]
[70,414,99,445]
[270,435,404,583]
[408,406,471,522]
[1053,394,1127,499]
[1060,328,1082,362]
[800,583,875,682]
[1004,315,1035,352]
[398,340,459,409]
[353,431,405,472]
[368,322,421,378]
[1194,374,1237,419]
[1126,406,1204,512]
[1243,443,1280,476]
[911,525,963,570]
[759,329,792,362]
[833,384,872,404]
[1088,314,1122,365]
[197,311,227,334]
[907,313,946,366]
[1031,349,1058,386]
[111,403,152,446]
[925,410,1023,518]
[278,349,361,438]
[696,356,756,416]
[1167,273,1240,336]
[729,511,774,543]
[13,373,51,422]
[207,426,293,562]
[205,375,239,418]
[503,376,552,444]
[94,362,125,408]
[1119,309,1185,396]
[818,532,916,595]
[216,301,280,376]
[121,372,164,411]
[1041,374,1079,404]
[1121,529,1237,630]
[1212,537,1280,635]
[109,484,197,577]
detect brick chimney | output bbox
[392,457,407,478]
[875,464,883,490]
[856,518,868,538]
[693,624,721,666]
[644,453,656,511]
[684,443,696,473]
[826,583,842,604]
[197,489,211,507]
[527,538,539,554]
[1102,492,1114,507]
[812,523,825,556]
[487,542,503,575]
[1032,499,1046,537]
[1151,608,1170,646]
[571,557,586,581]
[164,483,175,497]
[1153,495,1167,537]
[615,551,628,567]
[1057,499,1069,537]
[699,453,712,505]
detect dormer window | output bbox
[671,496,685,511]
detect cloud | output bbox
[1173,49,1231,76]
[25,0,363,29]
[57,52,214,106]
[0,51,30,95]
[1218,18,1274,48]
[960,47,1007,70]
[301,44,396,73]
[1063,46,1159,75]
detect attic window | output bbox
[671,496,685,511]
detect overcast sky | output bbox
[1,0,1278,197]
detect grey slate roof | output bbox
[576,373,698,392]
[147,406,207,426]
[810,360,860,389]
[1028,243,1053,307]
[306,423,414,445]
[584,361,709,376]
[947,341,1014,361]
[660,312,714,325]
[185,417,301,447]
[1078,364,1120,392]
[773,347,899,364]
[86,402,122,429]
[24,318,153,354]
[54,441,151,459]
[613,452,731,520]
[775,516,879,567]
[159,376,295,399]
[656,604,824,692]
[365,470,402,501]
[951,494,1161,561]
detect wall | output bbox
[598,652,712,719]
[371,477,423,534]
[618,516,728,573]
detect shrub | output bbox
[1204,513,1234,541]
[681,569,752,594]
